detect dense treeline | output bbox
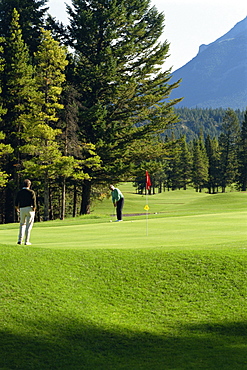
[166,107,245,141]
[0,1,246,224]
[0,0,182,223]
[135,108,247,195]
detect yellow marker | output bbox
[144,205,149,211]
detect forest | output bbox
[136,107,247,195]
[0,0,246,224]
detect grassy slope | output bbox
[0,185,247,369]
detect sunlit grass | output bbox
[1,185,247,369]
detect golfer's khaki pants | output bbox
[18,206,35,244]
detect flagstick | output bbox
[146,190,148,236]
[145,170,151,237]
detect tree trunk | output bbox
[36,189,41,222]
[80,180,91,215]
[43,174,49,221]
[73,184,77,217]
[61,178,66,220]
[49,190,54,220]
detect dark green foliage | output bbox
[1,10,37,145]
[191,135,209,192]
[218,109,240,192]
[66,0,181,212]
[178,135,192,190]
[0,0,247,222]
[0,9,38,222]
[165,107,245,141]
[165,137,184,191]
[236,110,247,191]
[0,0,48,54]
[205,135,220,193]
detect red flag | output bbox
[146,171,151,190]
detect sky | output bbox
[47,0,247,71]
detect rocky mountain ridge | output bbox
[170,17,247,110]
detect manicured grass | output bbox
[0,185,247,369]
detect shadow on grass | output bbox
[0,320,247,370]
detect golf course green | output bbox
[0,184,246,369]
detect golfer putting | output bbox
[109,184,124,221]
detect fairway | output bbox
[1,186,247,369]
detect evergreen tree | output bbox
[66,0,182,213]
[165,137,183,191]
[21,29,101,220]
[191,135,209,192]
[218,108,240,192]
[0,9,38,222]
[0,132,13,187]
[179,135,192,190]
[205,135,220,193]
[34,28,68,128]
[0,0,48,54]
[131,137,168,194]
[237,109,247,191]
[1,9,37,149]
[0,40,13,187]
[22,28,68,220]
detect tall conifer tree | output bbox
[22,28,68,220]
[0,39,13,190]
[191,135,209,192]
[179,135,192,190]
[66,0,182,213]
[0,0,48,54]
[0,9,38,222]
[218,108,240,192]
[21,29,100,220]
[166,137,183,190]
[237,109,247,191]
[205,135,220,193]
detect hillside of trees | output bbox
[0,1,246,224]
[165,108,245,141]
[0,0,182,223]
[135,108,247,196]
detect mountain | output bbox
[169,17,247,110]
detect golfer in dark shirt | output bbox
[15,179,36,245]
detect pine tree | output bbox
[165,137,183,191]
[0,0,48,54]
[179,135,192,190]
[66,0,182,213]
[218,108,240,192]
[191,135,209,192]
[1,9,38,146]
[21,29,101,220]
[205,135,220,193]
[131,137,168,194]
[0,39,12,187]
[0,132,13,187]
[0,9,38,222]
[237,109,247,191]
[34,28,68,127]
[22,28,68,220]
